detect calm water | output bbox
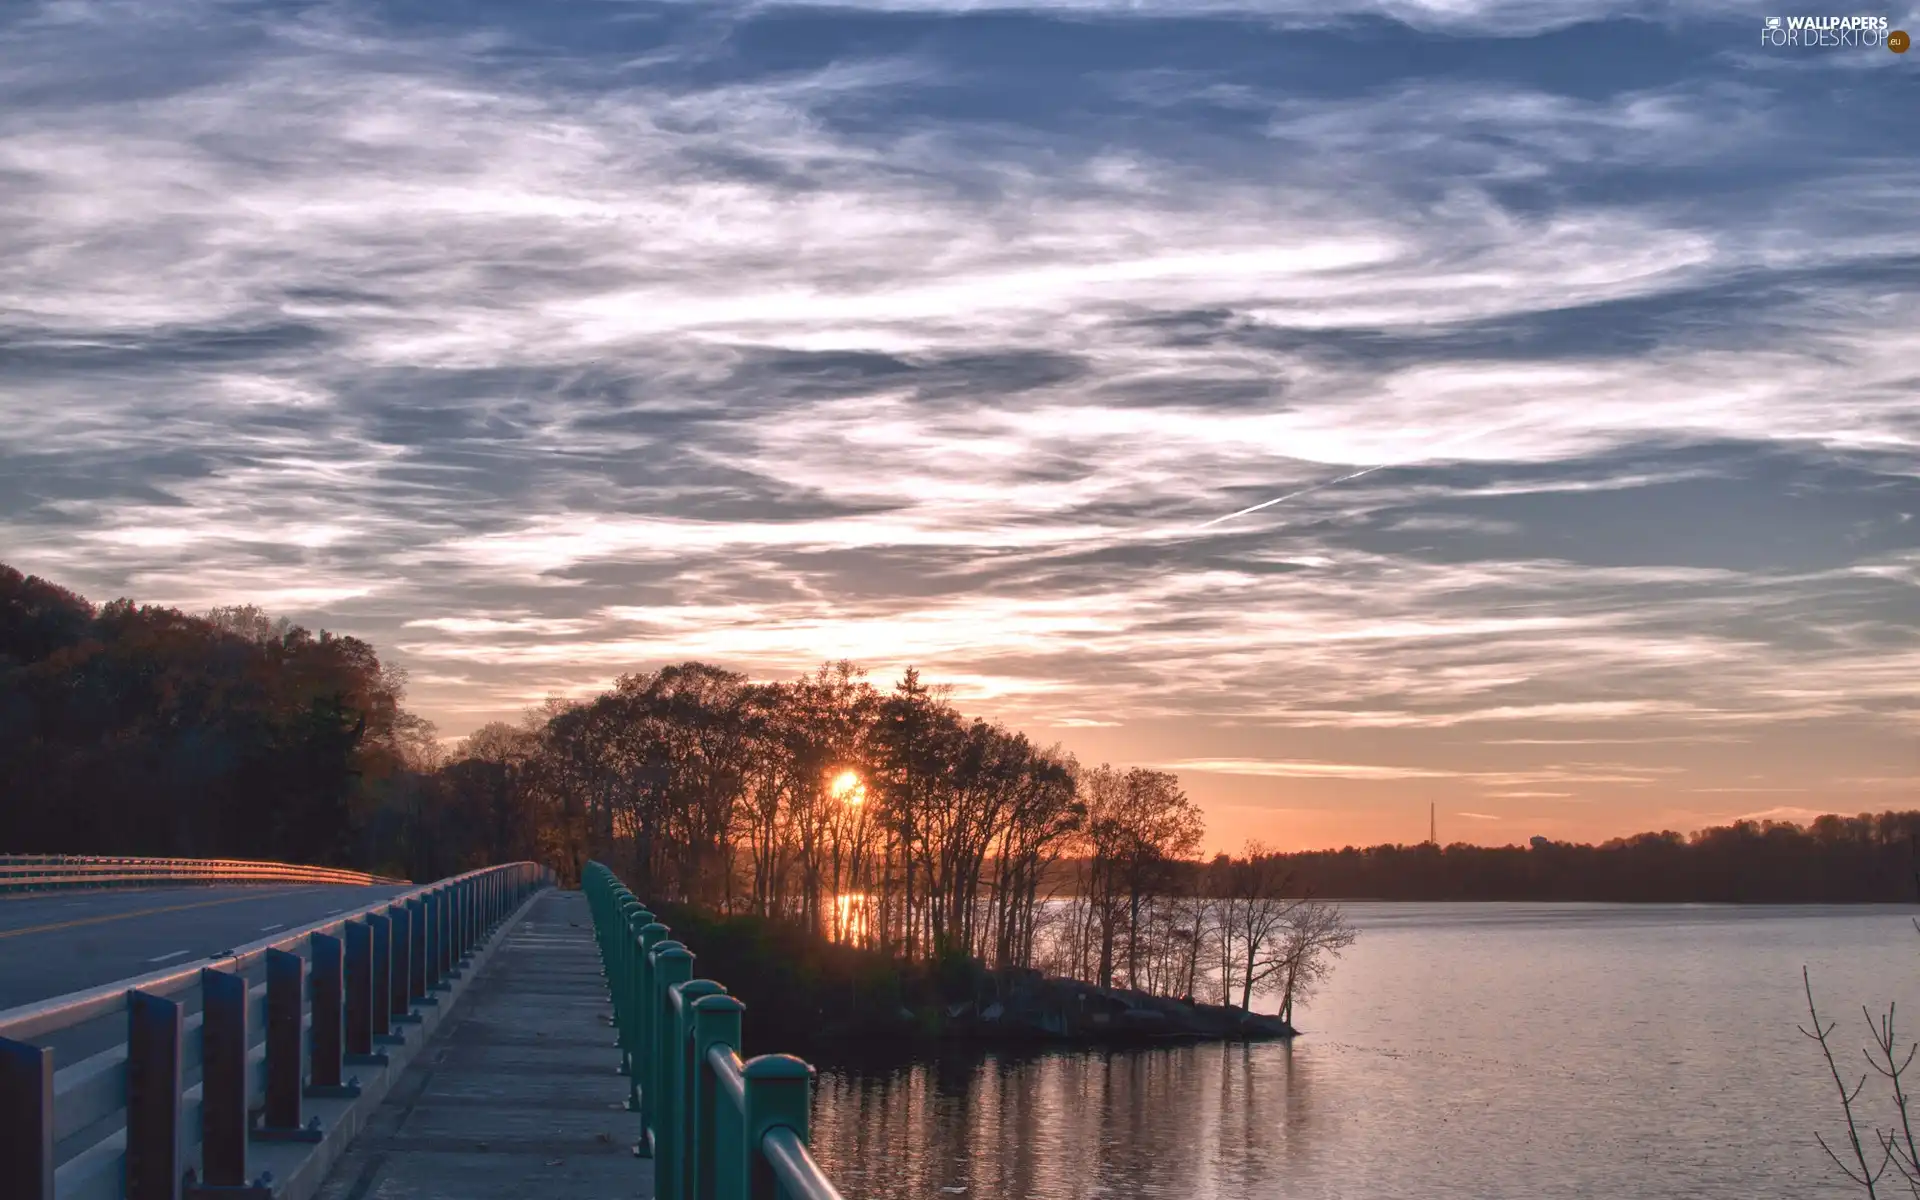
[808,904,1920,1200]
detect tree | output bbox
[1274,899,1358,1026]
[1214,843,1300,1011]
[1076,765,1204,988]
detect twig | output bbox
[1864,1002,1920,1193]
[1803,966,1890,1195]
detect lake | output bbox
[806,904,1920,1200]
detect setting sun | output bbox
[829,769,865,805]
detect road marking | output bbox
[147,949,190,963]
[260,923,284,932]
[0,889,317,941]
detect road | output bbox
[0,883,414,1012]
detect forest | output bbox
[4,562,1916,1018]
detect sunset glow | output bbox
[830,770,867,806]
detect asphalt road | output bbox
[0,883,414,1013]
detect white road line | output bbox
[146,949,190,964]
[260,923,284,932]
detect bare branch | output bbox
[1805,965,1891,1195]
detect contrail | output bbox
[1195,463,1399,529]
[1195,418,1531,531]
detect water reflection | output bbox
[809,905,1920,1200]
[813,1041,1322,1200]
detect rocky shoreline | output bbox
[945,969,1296,1042]
[836,967,1296,1046]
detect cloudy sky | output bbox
[3,0,1916,851]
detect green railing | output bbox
[583,862,844,1200]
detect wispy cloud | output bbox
[1,0,1914,849]
[1161,758,1462,780]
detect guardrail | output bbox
[0,860,555,1200]
[583,861,844,1200]
[0,856,409,893]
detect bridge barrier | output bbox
[0,856,409,893]
[582,861,845,1200]
[0,860,555,1200]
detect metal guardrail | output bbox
[583,861,845,1200]
[0,856,408,893]
[0,860,555,1200]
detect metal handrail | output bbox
[762,1127,844,1200]
[582,861,846,1200]
[0,855,408,892]
[0,860,557,1200]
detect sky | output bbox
[2,0,1917,853]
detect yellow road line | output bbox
[0,888,318,940]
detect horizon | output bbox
[4,1,1916,855]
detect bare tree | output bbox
[1274,898,1359,1026]
[1216,843,1300,1011]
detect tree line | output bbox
[0,566,433,868]
[1255,816,1920,903]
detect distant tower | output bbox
[1429,802,1436,846]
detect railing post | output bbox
[740,1055,814,1200]
[459,882,472,965]
[650,943,693,1191]
[194,967,253,1190]
[370,911,400,1043]
[635,922,670,1132]
[627,904,655,1079]
[308,931,356,1097]
[0,1036,54,1200]
[438,887,454,983]
[344,920,385,1065]
[451,882,464,964]
[691,995,745,1200]
[408,899,434,1006]
[445,887,463,979]
[255,949,319,1143]
[126,989,183,1200]
[391,904,422,1023]
[422,891,440,993]
[615,899,643,1075]
[673,980,728,1200]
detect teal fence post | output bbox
[740,1055,813,1200]
[635,921,670,1136]
[650,943,693,1194]
[672,980,728,1200]
[691,993,745,1200]
[617,898,642,1074]
[623,903,655,1112]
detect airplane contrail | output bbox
[1196,463,1400,529]
[1195,418,1531,531]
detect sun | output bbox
[829,769,866,805]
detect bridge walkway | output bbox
[314,889,652,1200]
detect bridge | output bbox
[0,855,845,1200]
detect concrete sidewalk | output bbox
[315,889,652,1200]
